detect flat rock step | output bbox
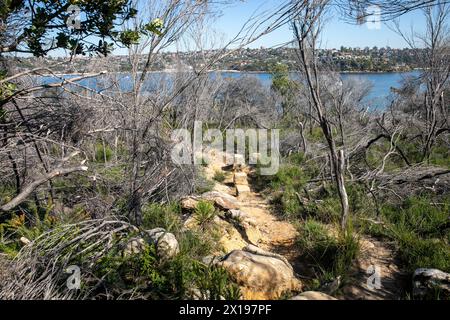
[233,172,248,185]
[236,184,251,199]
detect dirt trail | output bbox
[204,152,298,254]
[204,151,405,300]
[339,237,407,300]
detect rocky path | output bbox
[200,151,405,300]
[203,152,298,255]
[339,236,406,300]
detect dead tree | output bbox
[291,0,350,229]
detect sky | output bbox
[204,0,428,50]
[47,0,430,57]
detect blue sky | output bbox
[208,0,427,50]
[51,0,429,56]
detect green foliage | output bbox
[115,18,164,47]
[93,229,239,300]
[270,62,291,95]
[195,174,215,194]
[194,200,217,227]
[395,233,449,273]
[120,30,141,47]
[1,0,138,56]
[191,261,242,300]
[0,199,91,255]
[259,163,308,220]
[213,170,226,183]
[144,18,164,36]
[286,152,305,166]
[367,137,450,169]
[269,165,305,191]
[371,196,450,273]
[429,144,450,168]
[296,219,360,284]
[178,230,215,260]
[308,126,325,142]
[0,81,17,100]
[142,202,216,258]
[142,202,182,233]
[94,142,113,163]
[0,204,55,241]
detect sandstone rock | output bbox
[201,191,240,210]
[240,222,261,245]
[413,268,450,299]
[146,228,180,260]
[213,182,233,193]
[19,237,31,246]
[236,184,251,199]
[180,197,199,210]
[202,255,222,265]
[123,237,146,257]
[183,215,199,230]
[227,209,249,221]
[218,246,302,299]
[216,218,248,253]
[290,291,338,300]
[223,210,260,245]
[234,172,248,185]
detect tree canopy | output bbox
[0,0,147,56]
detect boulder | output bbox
[218,245,302,299]
[182,215,199,230]
[224,210,260,245]
[20,237,31,246]
[236,184,251,199]
[290,291,338,300]
[201,191,240,210]
[123,237,146,257]
[216,218,248,253]
[226,209,249,221]
[413,268,450,299]
[234,172,248,185]
[240,221,261,245]
[202,255,222,265]
[180,197,199,210]
[146,228,180,261]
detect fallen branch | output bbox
[0,165,88,212]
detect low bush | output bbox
[213,170,226,183]
[194,200,217,228]
[296,219,360,284]
[375,196,450,273]
[94,142,113,163]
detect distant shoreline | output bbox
[214,69,419,75]
[39,69,421,77]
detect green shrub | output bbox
[142,202,182,233]
[395,232,450,273]
[296,219,360,282]
[194,200,217,227]
[213,170,226,183]
[286,152,305,166]
[269,165,305,191]
[429,144,450,167]
[195,174,215,194]
[94,234,239,300]
[374,196,450,273]
[308,126,325,142]
[95,142,113,163]
[383,197,449,238]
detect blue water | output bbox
[40,71,421,110]
[218,71,421,109]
